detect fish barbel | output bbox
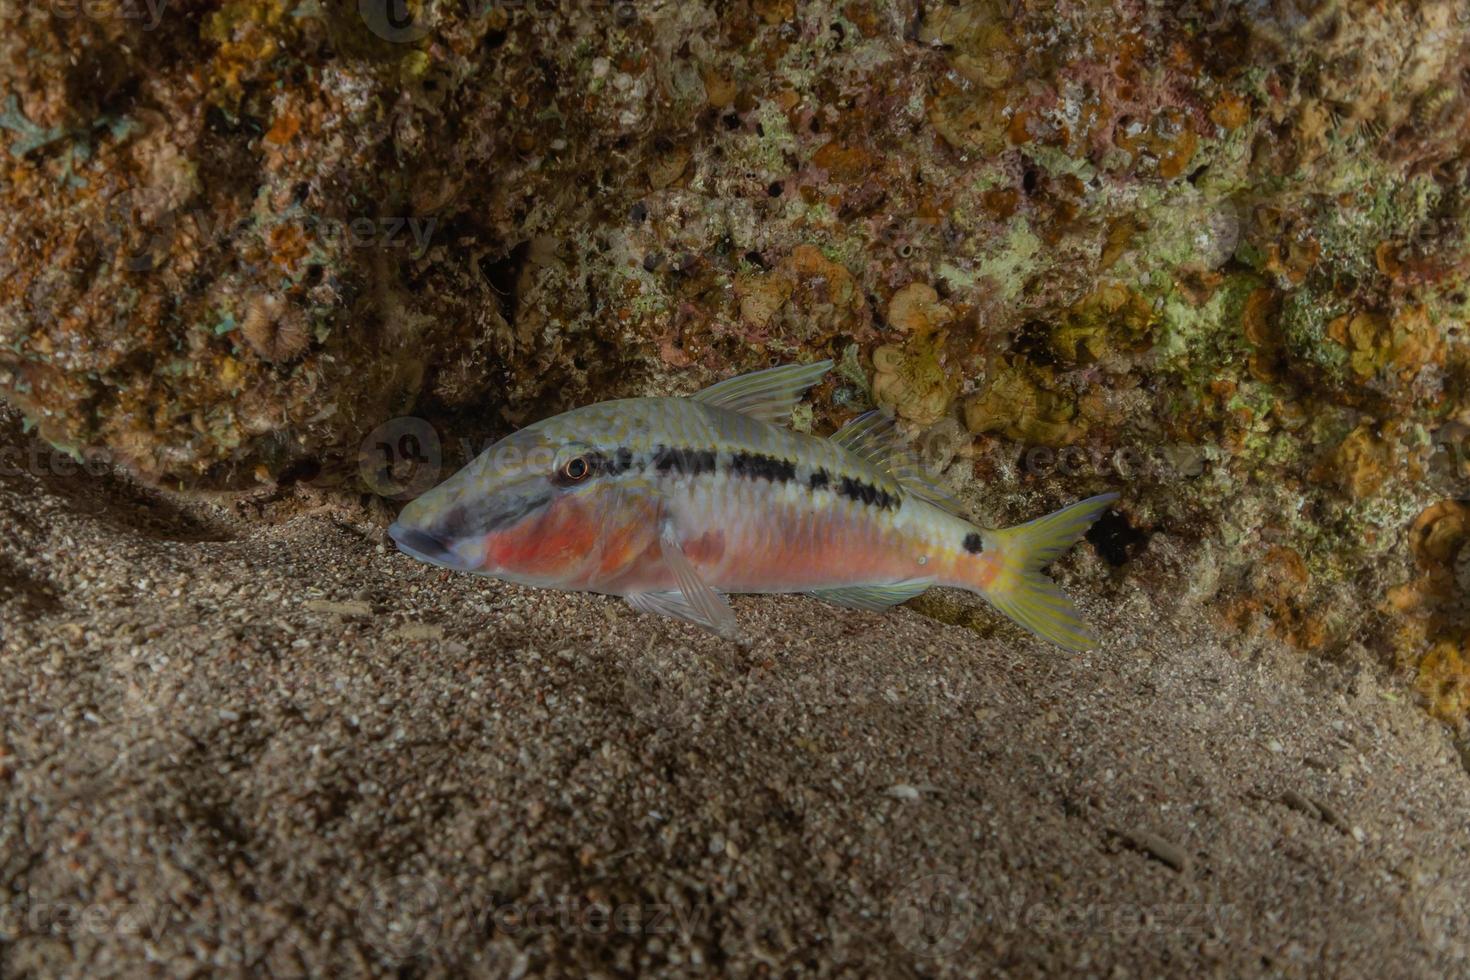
[389,360,1117,650]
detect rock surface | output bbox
[4,411,1469,975]
[3,0,1469,718]
[3,0,1470,969]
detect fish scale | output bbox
[389,360,1119,651]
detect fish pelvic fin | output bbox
[623,523,742,641]
[981,493,1118,653]
[626,590,740,641]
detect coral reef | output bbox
[1,1,1469,720]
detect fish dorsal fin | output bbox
[691,359,833,426]
[830,410,966,517]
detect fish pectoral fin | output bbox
[806,579,932,612]
[690,359,833,426]
[625,590,741,641]
[623,526,742,641]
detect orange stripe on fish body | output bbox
[484,495,600,579]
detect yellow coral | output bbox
[1332,424,1397,500]
[1210,91,1251,130]
[1417,640,1470,724]
[1051,282,1156,363]
[1329,307,1443,381]
[928,81,1011,155]
[203,0,296,102]
[1387,305,1443,379]
[886,283,951,336]
[870,284,956,425]
[736,273,794,329]
[786,245,858,308]
[1411,500,1469,572]
[735,245,859,334]
[964,363,1079,445]
[872,340,953,426]
[918,1,1017,89]
[1332,312,1392,378]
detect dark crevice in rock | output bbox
[1086,510,1151,567]
[479,241,530,327]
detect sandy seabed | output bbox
[2,409,1468,977]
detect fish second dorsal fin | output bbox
[830,410,966,517]
[691,360,833,426]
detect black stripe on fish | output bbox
[729,451,798,484]
[809,468,831,491]
[442,490,551,535]
[837,475,899,511]
[963,532,983,554]
[653,446,718,476]
[579,448,635,479]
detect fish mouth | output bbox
[388,522,472,571]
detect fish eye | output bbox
[561,455,590,482]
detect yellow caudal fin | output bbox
[984,493,1118,652]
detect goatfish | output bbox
[388,360,1117,650]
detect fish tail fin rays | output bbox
[982,572,1097,653]
[982,493,1118,652]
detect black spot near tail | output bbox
[963,532,983,554]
